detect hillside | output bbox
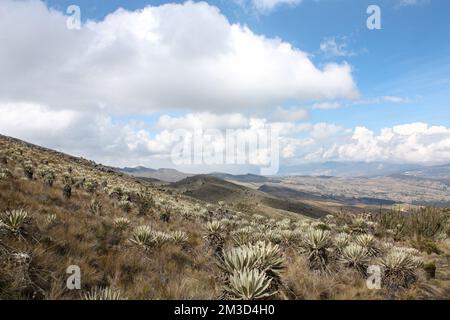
[171,175,329,219]
[120,166,192,183]
[0,134,449,300]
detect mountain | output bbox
[120,166,192,182]
[259,184,398,206]
[209,172,273,183]
[278,161,424,177]
[395,163,450,181]
[171,175,330,219]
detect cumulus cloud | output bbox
[0,0,358,115]
[335,123,450,163]
[2,102,448,170]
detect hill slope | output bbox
[0,134,449,300]
[171,175,330,219]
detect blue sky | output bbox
[1,0,449,172]
[43,0,450,131]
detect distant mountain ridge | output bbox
[278,161,426,177]
[120,162,450,182]
[119,167,192,183]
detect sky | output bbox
[0,0,449,174]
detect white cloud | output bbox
[383,96,409,103]
[243,0,303,13]
[1,102,449,170]
[336,123,450,163]
[157,112,250,130]
[0,0,358,115]
[312,102,341,110]
[271,106,309,122]
[396,0,430,8]
[320,37,356,58]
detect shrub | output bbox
[84,179,98,193]
[22,161,34,179]
[63,184,72,199]
[379,247,423,290]
[374,208,448,239]
[43,170,56,187]
[118,199,133,213]
[1,209,28,234]
[129,225,153,247]
[137,194,154,216]
[339,244,370,274]
[354,234,379,257]
[129,226,171,249]
[203,220,225,253]
[150,231,172,248]
[220,242,284,278]
[83,287,125,300]
[0,167,12,180]
[89,198,103,216]
[333,233,351,252]
[423,261,436,280]
[159,210,170,223]
[226,268,275,300]
[113,217,131,231]
[170,230,189,245]
[301,229,331,270]
[45,213,57,226]
[231,227,255,246]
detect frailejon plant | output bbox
[170,230,189,245]
[84,179,98,193]
[151,231,172,248]
[220,246,261,274]
[0,167,12,180]
[159,210,171,223]
[45,213,57,226]
[379,247,423,290]
[253,241,285,278]
[129,225,153,247]
[301,228,331,270]
[113,217,131,231]
[334,233,351,252]
[22,161,34,179]
[220,242,284,278]
[62,183,72,199]
[89,198,103,216]
[118,199,133,213]
[203,220,225,253]
[354,234,379,257]
[231,227,255,246]
[339,244,370,274]
[226,268,275,300]
[83,287,125,300]
[2,209,28,234]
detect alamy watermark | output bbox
[66,5,81,30]
[367,5,382,30]
[66,265,81,290]
[170,127,280,176]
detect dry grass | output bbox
[0,135,449,300]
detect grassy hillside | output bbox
[171,175,329,219]
[0,134,449,300]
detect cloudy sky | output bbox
[0,0,449,173]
